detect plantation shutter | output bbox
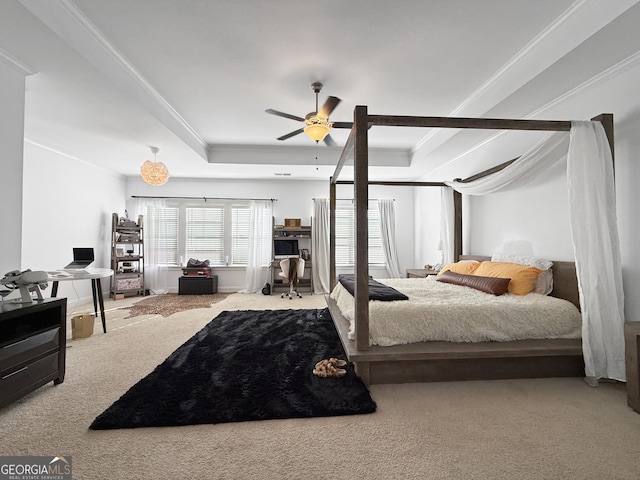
[152,206,179,266]
[231,207,249,265]
[335,202,385,266]
[186,207,224,264]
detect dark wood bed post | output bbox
[329,179,336,289]
[453,190,462,262]
[354,105,370,351]
[591,113,614,165]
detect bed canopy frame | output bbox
[326,106,614,385]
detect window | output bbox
[148,206,179,266]
[186,207,224,265]
[231,206,272,266]
[147,202,270,267]
[231,207,250,265]
[335,201,385,266]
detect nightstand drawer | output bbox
[0,352,59,402]
[0,328,60,371]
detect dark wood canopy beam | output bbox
[331,127,355,184]
[367,115,572,131]
[335,180,447,187]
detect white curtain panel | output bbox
[239,200,272,293]
[567,121,625,383]
[443,122,625,382]
[312,199,330,294]
[445,130,570,195]
[128,198,169,295]
[378,199,402,278]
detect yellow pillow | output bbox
[473,261,543,296]
[438,261,480,276]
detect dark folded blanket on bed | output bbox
[338,274,408,301]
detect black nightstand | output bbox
[179,276,218,295]
[406,269,438,278]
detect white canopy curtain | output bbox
[239,200,272,293]
[312,199,330,294]
[128,197,170,295]
[378,199,402,278]
[440,121,625,383]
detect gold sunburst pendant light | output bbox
[140,146,169,186]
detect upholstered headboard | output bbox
[458,255,580,309]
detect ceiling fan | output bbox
[265,82,352,146]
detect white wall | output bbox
[21,142,126,309]
[413,187,443,268]
[0,62,26,275]
[465,161,573,260]
[127,177,415,291]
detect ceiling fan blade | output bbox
[277,128,304,141]
[265,109,305,122]
[332,121,353,129]
[323,134,337,147]
[318,96,341,118]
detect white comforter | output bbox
[330,276,582,346]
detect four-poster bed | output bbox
[326,107,617,385]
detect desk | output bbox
[47,268,113,333]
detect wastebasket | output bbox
[71,314,95,339]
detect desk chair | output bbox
[279,257,305,299]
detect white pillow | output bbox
[490,254,553,271]
[491,254,553,295]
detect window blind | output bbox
[150,206,179,266]
[186,207,224,264]
[334,202,385,266]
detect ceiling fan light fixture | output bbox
[140,146,169,186]
[304,115,332,142]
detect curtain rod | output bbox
[131,195,277,202]
[313,198,393,201]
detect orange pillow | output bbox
[473,261,543,296]
[438,261,480,276]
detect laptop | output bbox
[64,247,95,269]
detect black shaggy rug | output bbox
[90,308,376,429]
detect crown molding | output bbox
[0,48,36,76]
[208,143,410,167]
[24,137,127,178]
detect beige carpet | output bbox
[1,292,640,479]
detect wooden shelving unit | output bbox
[110,212,145,299]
